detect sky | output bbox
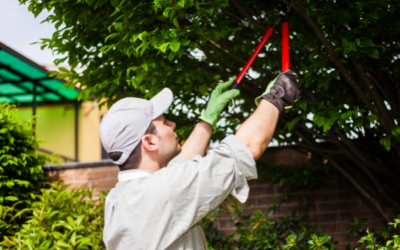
[0,0,60,66]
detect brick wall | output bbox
[44,148,387,249]
[218,146,386,250]
[45,160,119,198]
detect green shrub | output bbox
[0,103,48,205]
[202,194,400,250]
[202,196,337,250]
[0,103,48,237]
[346,215,400,250]
[0,182,105,250]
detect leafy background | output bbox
[19,0,400,231]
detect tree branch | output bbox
[292,0,379,117]
[321,153,393,223]
[223,5,328,59]
[205,38,276,78]
[280,131,340,154]
[365,71,400,124]
[351,57,395,134]
[199,46,264,97]
[281,117,398,220]
[333,126,400,210]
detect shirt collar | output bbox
[118,169,154,182]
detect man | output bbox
[100,71,300,250]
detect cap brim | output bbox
[150,88,173,119]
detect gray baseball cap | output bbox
[100,88,174,165]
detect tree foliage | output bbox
[20,0,400,221]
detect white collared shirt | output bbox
[103,135,257,250]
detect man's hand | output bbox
[177,79,239,161]
[199,79,240,129]
[255,70,300,116]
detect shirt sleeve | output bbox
[157,135,257,230]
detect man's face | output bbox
[152,115,181,166]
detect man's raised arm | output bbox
[176,120,213,160]
[235,100,279,160]
[178,70,300,161]
[236,70,300,160]
[177,79,240,160]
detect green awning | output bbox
[0,43,79,104]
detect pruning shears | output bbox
[228,0,293,90]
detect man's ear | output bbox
[142,134,158,152]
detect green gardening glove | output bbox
[199,79,240,129]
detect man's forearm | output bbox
[235,100,279,160]
[177,121,213,160]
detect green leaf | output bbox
[369,11,379,19]
[195,27,203,34]
[159,43,169,53]
[172,17,179,28]
[206,7,214,16]
[391,126,400,137]
[299,100,307,111]
[105,33,118,42]
[354,118,363,129]
[314,114,326,127]
[154,0,161,8]
[342,38,349,47]
[287,116,302,132]
[380,137,391,151]
[67,216,75,226]
[343,47,351,55]
[170,40,181,52]
[349,42,356,51]
[360,39,374,47]
[177,0,185,8]
[366,48,379,59]
[56,241,72,248]
[368,114,378,124]
[327,110,340,119]
[181,40,189,46]
[5,196,18,201]
[163,6,175,18]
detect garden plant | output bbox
[0,182,106,250]
[0,103,48,239]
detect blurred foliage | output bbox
[258,160,334,189]
[0,182,106,250]
[345,215,400,250]
[19,0,400,220]
[202,195,337,250]
[0,103,48,239]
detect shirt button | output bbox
[238,171,243,176]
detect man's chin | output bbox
[171,145,182,158]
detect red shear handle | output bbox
[282,21,289,72]
[235,27,275,85]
